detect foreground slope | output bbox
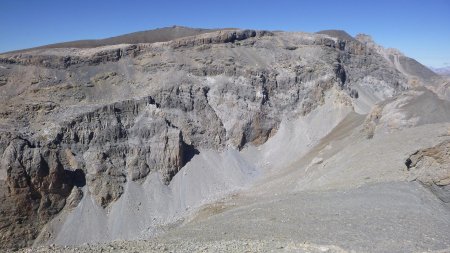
[1,28,449,252]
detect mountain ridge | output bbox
[0,26,237,54]
[431,66,450,76]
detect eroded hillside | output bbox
[0,28,449,252]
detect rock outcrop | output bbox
[406,140,450,204]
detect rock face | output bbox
[406,140,450,203]
[0,135,85,249]
[0,27,437,249]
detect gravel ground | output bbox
[159,182,450,253]
[17,239,348,253]
[15,182,450,253]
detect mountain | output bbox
[1,28,449,252]
[3,26,229,54]
[431,66,450,76]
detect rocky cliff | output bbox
[0,27,447,250]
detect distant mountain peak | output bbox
[430,66,450,76]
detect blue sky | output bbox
[1,0,449,67]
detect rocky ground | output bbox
[14,182,450,253]
[18,239,350,253]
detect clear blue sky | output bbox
[1,0,449,67]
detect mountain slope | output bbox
[0,28,449,252]
[2,26,227,54]
[355,34,440,83]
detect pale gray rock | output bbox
[406,140,450,204]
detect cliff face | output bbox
[0,28,415,249]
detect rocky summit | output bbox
[0,26,449,252]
